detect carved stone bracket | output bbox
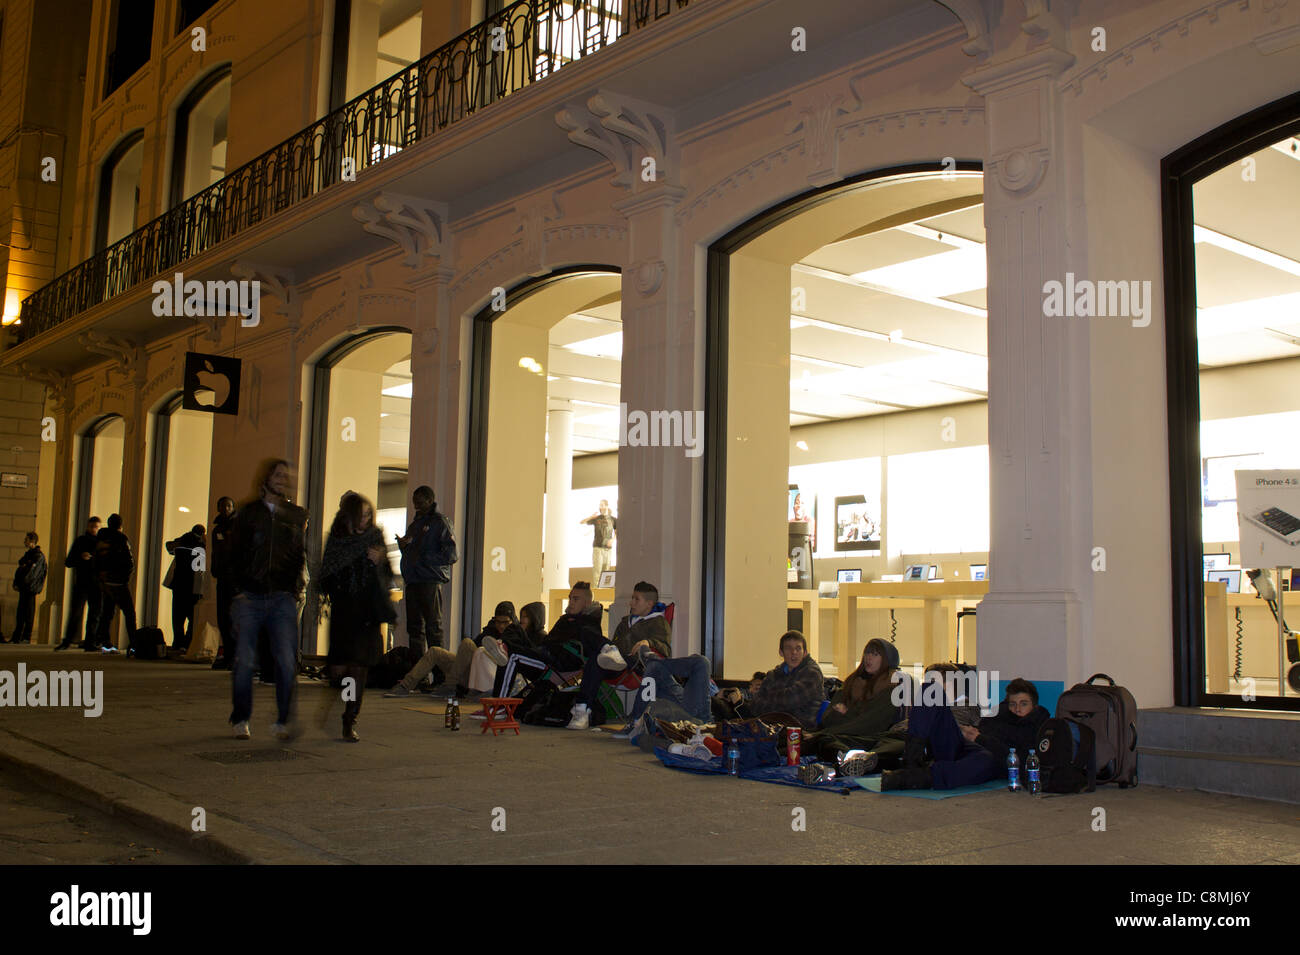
[231,261,300,327]
[515,193,564,274]
[785,85,862,186]
[16,363,67,411]
[935,0,995,60]
[630,258,665,297]
[353,193,450,269]
[556,92,678,192]
[79,331,140,381]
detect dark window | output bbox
[177,0,219,32]
[103,0,156,99]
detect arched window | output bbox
[94,131,144,251]
[170,67,231,206]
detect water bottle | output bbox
[724,740,740,776]
[449,697,461,732]
[1026,747,1041,794]
[445,697,455,729]
[1007,747,1021,791]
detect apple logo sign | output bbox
[183,351,241,415]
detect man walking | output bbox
[8,532,47,644]
[210,496,236,669]
[581,499,617,580]
[93,514,136,653]
[227,460,308,740]
[56,517,101,650]
[397,485,457,656]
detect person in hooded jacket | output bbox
[518,601,547,650]
[165,524,207,654]
[318,492,393,741]
[799,637,909,770]
[566,580,672,730]
[881,677,1050,791]
[384,601,519,699]
[492,583,604,698]
[8,532,47,644]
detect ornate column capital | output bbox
[556,91,679,192]
[353,192,451,269]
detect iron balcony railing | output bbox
[18,0,690,345]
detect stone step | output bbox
[1137,747,1300,804]
[1137,707,1300,761]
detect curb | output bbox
[0,732,328,865]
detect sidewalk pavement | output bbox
[1,645,1297,865]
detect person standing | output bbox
[209,496,236,669]
[165,524,207,654]
[581,499,617,580]
[397,485,457,656]
[93,514,136,653]
[7,532,47,644]
[227,459,308,741]
[319,492,392,741]
[56,517,101,650]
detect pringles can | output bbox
[785,726,802,765]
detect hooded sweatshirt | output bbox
[611,601,671,659]
[973,701,1051,767]
[821,637,902,733]
[519,601,547,650]
[478,600,529,654]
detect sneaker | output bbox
[232,721,251,740]
[668,741,714,761]
[836,749,879,777]
[596,643,626,670]
[566,703,590,730]
[611,715,643,740]
[270,722,291,740]
[384,684,412,698]
[480,636,509,667]
[100,645,120,654]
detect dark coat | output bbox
[229,497,308,597]
[398,509,457,584]
[542,605,605,670]
[64,533,99,592]
[610,605,671,659]
[320,526,393,667]
[974,702,1051,766]
[14,547,47,595]
[210,512,235,580]
[166,530,204,595]
[94,528,134,585]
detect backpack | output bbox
[1035,717,1097,793]
[519,682,581,726]
[129,627,167,660]
[1055,673,1139,787]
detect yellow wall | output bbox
[154,410,213,646]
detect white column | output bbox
[543,405,574,595]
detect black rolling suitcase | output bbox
[1055,673,1139,787]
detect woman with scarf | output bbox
[319,492,394,741]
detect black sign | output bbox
[182,352,241,415]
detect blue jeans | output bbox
[230,592,300,725]
[628,654,712,723]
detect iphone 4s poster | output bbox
[1234,469,1300,567]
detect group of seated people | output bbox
[383,579,1049,792]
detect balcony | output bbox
[15,0,690,348]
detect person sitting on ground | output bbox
[566,580,672,730]
[613,651,715,738]
[518,601,547,649]
[799,638,909,775]
[384,601,521,699]
[746,630,826,728]
[493,583,605,698]
[880,677,1049,791]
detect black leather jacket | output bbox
[229,497,308,597]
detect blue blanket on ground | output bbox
[653,748,860,794]
[854,777,1007,799]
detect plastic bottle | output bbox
[724,740,740,776]
[1026,747,1041,794]
[1007,747,1021,791]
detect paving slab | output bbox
[0,645,1296,865]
